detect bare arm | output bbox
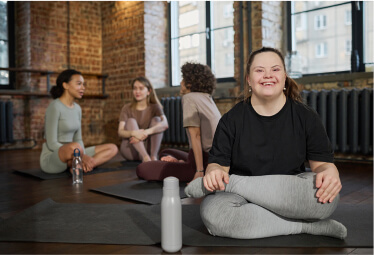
[203,163,230,192]
[187,126,205,180]
[309,160,342,203]
[117,121,134,139]
[187,126,204,171]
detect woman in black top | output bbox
[185,47,346,239]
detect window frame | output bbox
[287,1,366,76]
[168,1,235,87]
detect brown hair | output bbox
[181,62,216,95]
[244,47,302,102]
[130,77,161,108]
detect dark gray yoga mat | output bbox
[91,180,187,205]
[0,199,371,247]
[13,160,140,180]
[0,198,161,245]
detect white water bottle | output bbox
[161,177,182,253]
[72,148,83,184]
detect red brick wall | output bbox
[7,1,105,148]
[101,1,146,144]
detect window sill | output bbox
[294,71,373,84]
[0,90,108,99]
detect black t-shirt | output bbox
[208,98,334,176]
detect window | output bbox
[345,9,352,25]
[169,1,235,86]
[288,1,372,75]
[314,15,326,30]
[345,39,352,55]
[316,42,328,58]
[0,0,13,89]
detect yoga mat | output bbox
[0,199,371,247]
[182,203,373,247]
[0,198,160,245]
[13,161,140,180]
[91,180,187,205]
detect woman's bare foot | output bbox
[160,155,185,162]
[142,155,152,162]
[151,156,158,161]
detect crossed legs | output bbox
[186,172,347,239]
[120,117,163,161]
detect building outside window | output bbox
[314,14,327,30]
[0,0,9,86]
[170,1,234,86]
[364,1,373,69]
[290,1,353,74]
[316,42,328,58]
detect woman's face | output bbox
[180,79,190,95]
[64,74,85,99]
[133,80,150,102]
[248,52,286,100]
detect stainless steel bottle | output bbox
[161,176,182,253]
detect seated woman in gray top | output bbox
[40,69,118,174]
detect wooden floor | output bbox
[0,149,372,255]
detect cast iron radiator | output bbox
[301,88,372,155]
[161,96,188,145]
[0,101,14,144]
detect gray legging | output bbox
[200,172,346,239]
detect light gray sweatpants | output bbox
[200,172,341,239]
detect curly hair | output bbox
[181,62,216,95]
[244,47,302,103]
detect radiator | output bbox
[0,101,14,144]
[161,96,188,144]
[301,88,373,155]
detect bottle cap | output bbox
[163,176,179,190]
[73,148,80,157]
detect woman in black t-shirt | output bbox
[185,47,346,240]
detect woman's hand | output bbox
[310,160,342,203]
[131,129,148,141]
[203,163,230,192]
[81,154,95,172]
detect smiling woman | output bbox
[184,47,346,240]
[40,69,118,174]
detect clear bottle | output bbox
[161,177,182,253]
[72,148,83,184]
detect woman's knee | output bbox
[125,118,139,129]
[150,116,161,126]
[200,193,247,236]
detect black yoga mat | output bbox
[0,199,371,247]
[13,161,140,180]
[91,180,187,205]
